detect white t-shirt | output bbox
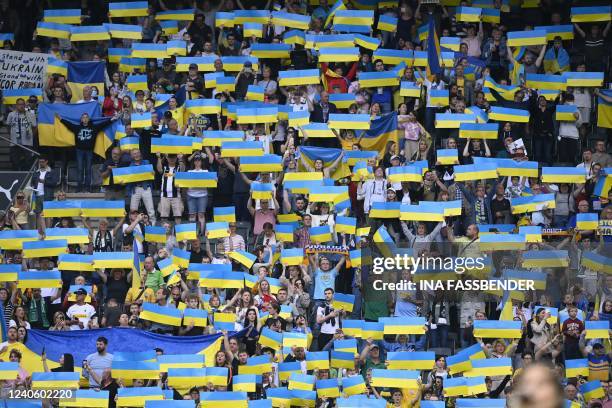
[187,169,208,198]
[316,305,340,335]
[36,169,48,195]
[123,223,144,253]
[66,303,96,330]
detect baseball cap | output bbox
[243,61,252,68]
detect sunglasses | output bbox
[16,196,24,199]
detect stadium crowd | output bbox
[0,0,611,407]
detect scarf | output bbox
[28,297,50,328]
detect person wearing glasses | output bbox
[6,97,37,171]
[8,191,30,230]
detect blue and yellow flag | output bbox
[597,89,612,128]
[109,1,148,17]
[426,18,442,76]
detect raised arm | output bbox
[534,45,546,68]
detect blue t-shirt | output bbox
[313,267,338,300]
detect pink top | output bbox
[399,120,421,141]
[254,210,276,235]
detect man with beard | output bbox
[83,336,114,389]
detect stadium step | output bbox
[0,127,13,171]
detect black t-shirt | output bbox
[189,248,205,264]
[490,197,510,221]
[106,276,129,303]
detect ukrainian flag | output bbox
[421,402,445,408]
[205,222,229,240]
[585,320,609,339]
[466,105,490,123]
[167,40,187,56]
[80,200,125,218]
[308,186,348,203]
[330,292,354,313]
[565,359,589,378]
[541,167,585,184]
[0,33,12,46]
[174,171,217,188]
[377,14,397,32]
[305,351,329,371]
[522,250,569,268]
[59,389,109,407]
[93,251,134,269]
[227,250,256,269]
[435,113,477,128]
[112,164,154,184]
[333,216,356,235]
[3,89,43,106]
[224,374,254,393]
[145,401,195,408]
[112,361,160,380]
[443,377,468,397]
[358,70,400,88]
[300,123,334,139]
[526,73,567,91]
[140,303,183,327]
[535,24,574,41]
[47,57,69,75]
[173,223,196,242]
[36,21,71,39]
[267,388,292,407]
[220,56,259,72]
[118,137,139,153]
[400,81,421,98]
[209,206,235,224]
[316,378,340,398]
[45,227,89,245]
[581,251,612,274]
[283,331,308,349]
[117,387,164,407]
[459,123,499,139]
[160,20,179,35]
[453,163,498,181]
[41,200,80,218]
[473,320,522,338]
[386,351,434,370]
[435,148,459,166]
[456,6,482,22]
[481,8,501,23]
[370,369,419,388]
[279,361,302,382]
[315,34,356,49]
[275,224,294,242]
[562,71,604,87]
[576,213,599,230]
[342,375,367,396]
[287,373,315,391]
[518,225,542,243]
[283,29,306,45]
[580,380,605,401]
[240,355,271,375]
[70,25,110,41]
[309,225,332,243]
[507,30,547,47]
[131,43,168,58]
[447,353,473,374]
[496,158,538,177]
[175,56,216,72]
[280,248,303,266]
[464,357,512,377]
[369,202,400,219]
[238,155,283,173]
[156,8,194,21]
[318,47,360,62]
[0,265,20,283]
[151,136,194,155]
[234,9,270,24]
[440,36,460,51]
[215,11,235,27]
[236,107,277,124]
[31,372,80,389]
[554,104,579,121]
[43,8,81,24]
[338,320,361,339]
[57,254,94,272]
[172,248,190,269]
[479,233,526,251]
[333,10,374,32]
[106,23,142,40]
[429,89,449,106]
[0,229,40,250]
[17,269,62,289]
[283,172,323,192]
[571,6,611,23]
[511,193,555,214]
[288,110,310,128]
[326,93,354,109]
[324,0,347,27]
[119,57,146,73]
[490,106,530,123]
[354,33,380,50]
[250,182,274,200]
[202,130,243,146]
[22,239,67,258]
[381,317,426,335]
[328,113,371,130]
[373,225,396,257]
[156,258,176,278]
[456,399,506,408]
[330,350,355,369]
[109,1,148,17]
[129,111,152,128]
[457,343,487,361]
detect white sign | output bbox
[0,50,49,89]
